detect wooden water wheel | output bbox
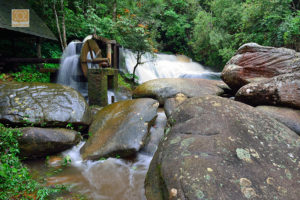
[80,39,110,77]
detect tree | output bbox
[113,9,155,83]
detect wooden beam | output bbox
[107,43,112,64]
[2,58,60,64]
[39,68,58,73]
[82,58,110,64]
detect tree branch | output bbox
[52,2,64,51]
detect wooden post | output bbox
[36,37,43,68]
[36,37,41,58]
[113,44,118,69]
[107,43,112,66]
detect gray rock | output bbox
[89,105,103,121]
[133,78,226,105]
[19,127,81,159]
[145,96,300,200]
[255,106,300,135]
[80,98,159,160]
[0,82,91,127]
[164,93,188,118]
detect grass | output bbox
[118,73,132,90]
[0,123,64,199]
[0,65,50,83]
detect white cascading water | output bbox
[62,142,152,200]
[57,42,117,103]
[54,110,167,200]
[119,48,220,83]
[57,42,88,98]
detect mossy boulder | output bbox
[80,98,159,160]
[19,127,81,159]
[132,78,226,105]
[145,96,300,200]
[0,82,91,127]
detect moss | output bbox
[236,148,252,163]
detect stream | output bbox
[25,41,218,199]
[25,109,167,200]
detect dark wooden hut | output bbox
[0,0,58,70]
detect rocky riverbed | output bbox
[0,43,299,200]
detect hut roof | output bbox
[0,0,57,40]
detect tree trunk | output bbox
[53,2,64,51]
[60,0,67,49]
[112,0,117,22]
[132,51,142,83]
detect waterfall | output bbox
[119,48,220,83]
[57,42,118,104]
[56,42,88,98]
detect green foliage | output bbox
[62,155,72,167]
[0,123,63,199]
[66,123,74,130]
[11,65,50,83]
[113,13,154,54]
[118,73,132,90]
[43,42,61,69]
[191,0,299,69]
[99,157,107,161]
[156,0,199,55]
[25,0,299,72]
[124,73,139,82]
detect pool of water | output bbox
[24,109,167,200]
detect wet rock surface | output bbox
[133,78,226,105]
[221,43,300,91]
[89,105,103,121]
[80,98,159,160]
[255,106,300,135]
[19,127,81,159]
[0,82,91,127]
[164,93,188,118]
[236,73,300,109]
[145,96,300,200]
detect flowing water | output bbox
[57,42,117,104]
[25,110,167,200]
[57,42,88,98]
[39,43,219,199]
[119,48,220,83]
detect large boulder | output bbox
[255,106,300,135]
[221,43,300,91]
[145,96,300,200]
[19,127,81,159]
[236,73,300,109]
[133,78,227,105]
[164,93,188,118]
[80,98,159,160]
[0,82,91,127]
